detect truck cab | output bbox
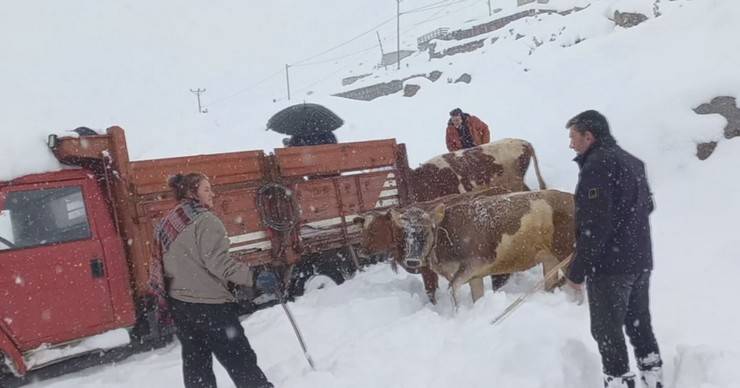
[0,169,135,376]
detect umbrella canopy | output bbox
[266,103,344,136]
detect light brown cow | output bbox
[410,138,546,202]
[388,190,575,305]
[354,187,512,303]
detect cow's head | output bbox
[389,204,446,271]
[353,212,396,257]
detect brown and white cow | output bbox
[409,138,546,202]
[354,187,512,303]
[354,139,546,302]
[388,190,575,305]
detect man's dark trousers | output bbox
[170,299,271,388]
[587,271,662,377]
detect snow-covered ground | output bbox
[3,0,740,387]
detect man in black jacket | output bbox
[565,110,663,388]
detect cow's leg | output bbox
[490,274,511,292]
[449,261,480,308]
[469,277,485,302]
[539,252,563,291]
[450,261,480,291]
[420,267,439,304]
[450,287,459,310]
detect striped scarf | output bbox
[147,199,207,324]
[155,199,207,254]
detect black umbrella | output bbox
[266,103,344,136]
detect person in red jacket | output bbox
[445,108,491,152]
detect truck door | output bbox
[0,180,115,349]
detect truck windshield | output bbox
[0,186,91,251]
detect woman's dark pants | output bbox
[170,299,272,388]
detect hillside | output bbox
[3,0,739,387]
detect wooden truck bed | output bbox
[50,127,412,297]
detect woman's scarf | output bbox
[147,199,207,324]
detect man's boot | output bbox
[604,372,636,388]
[639,367,663,388]
[637,352,664,388]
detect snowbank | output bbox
[5,0,740,387]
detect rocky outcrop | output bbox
[696,141,717,161]
[694,96,740,139]
[428,70,443,82]
[428,39,486,60]
[341,73,372,86]
[403,84,421,97]
[613,10,649,28]
[693,96,740,160]
[454,73,472,84]
[334,71,443,101]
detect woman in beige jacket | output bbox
[158,173,275,388]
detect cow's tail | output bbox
[530,144,547,189]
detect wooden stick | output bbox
[489,254,573,326]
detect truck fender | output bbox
[0,329,26,376]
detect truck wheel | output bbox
[304,274,339,292]
[289,265,344,297]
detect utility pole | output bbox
[285,64,291,101]
[376,31,385,57]
[377,31,387,70]
[396,0,401,70]
[488,0,493,16]
[189,88,207,113]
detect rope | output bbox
[256,183,300,232]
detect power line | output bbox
[289,0,464,66]
[291,16,396,66]
[409,0,487,29]
[292,44,380,67]
[415,0,462,22]
[293,61,363,95]
[208,69,283,106]
[208,0,487,107]
[402,0,471,15]
[294,0,476,70]
[404,0,452,13]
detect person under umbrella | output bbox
[268,103,342,147]
[282,131,337,147]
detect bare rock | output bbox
[696,142,718,161]
[342,73,372,86]
[403,84,421,97]
[614,11,649,28]
[454,73,472,84]
[693,96,740,139]
[692,96,739,160]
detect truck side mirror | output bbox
[47,134,58,149]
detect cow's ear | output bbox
[390,209,403,225]
[431,204,446,225]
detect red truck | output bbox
[0,126,412,383]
